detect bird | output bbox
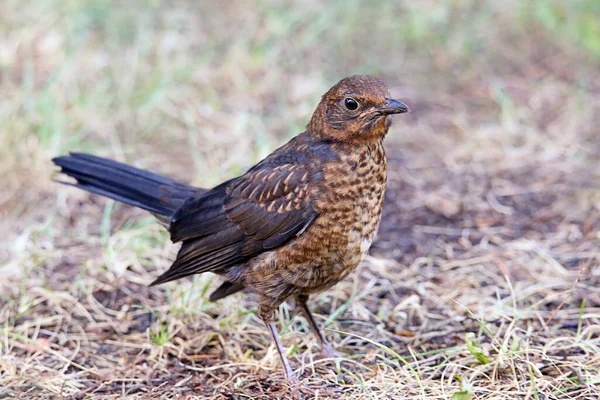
[52,75,409,384]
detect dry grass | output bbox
[1,1,600,399]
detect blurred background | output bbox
[1,1,599,398]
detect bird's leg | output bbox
[296,294,338,358]
[259,303,299,384]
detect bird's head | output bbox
[308,75,409,142]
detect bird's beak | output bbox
[376,98,409,115]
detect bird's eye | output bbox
[344,97,359,111]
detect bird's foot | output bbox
[286,369,300,385]
[284,373,312,400]
[319,343,341,359]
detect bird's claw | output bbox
[319,344,341,359]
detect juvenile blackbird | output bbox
[53,75,408,383]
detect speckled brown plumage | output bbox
[52,75,409,384]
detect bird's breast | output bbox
[316,140,387,226]
[245,140,387,299]
[303,140,387,284]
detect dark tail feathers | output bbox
[53,153,200,217]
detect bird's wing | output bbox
[150,162,317,285]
